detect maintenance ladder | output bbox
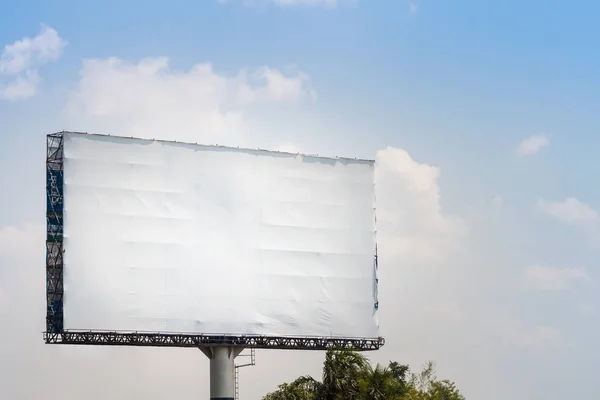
[234,348,256,400]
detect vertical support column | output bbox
[201,346,243,400]
[46,133,64,336]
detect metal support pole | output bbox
[201,346,243,400]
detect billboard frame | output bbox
[44,131,384,351]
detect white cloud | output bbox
[66,57,315,144]
[515,135,549,156]
[537,197,598,226]
[237,65,316,103]
[0,25,66,100]
[522,265,589,291]
[376,147,468,264]
[1,72,39,101]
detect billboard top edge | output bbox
[49,130,375,164]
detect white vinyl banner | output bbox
[62,132,378,338]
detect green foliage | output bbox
[262,376,320,400]
[262,349,464,400]
[403,361,465,400]
[321,347,369,400]
[357,363,407,400]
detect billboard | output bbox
[46,131,381,348]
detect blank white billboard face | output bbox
[62,132,378,338]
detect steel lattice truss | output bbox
[44,131,384,352]
[46,133,64,334]
[44,331,384,350]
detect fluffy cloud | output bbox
[376,147,468,264]
[0,25,66,100]
[66,57,315,143]
[537,197,598,226]
[522,265,589,291]
[515,135,549,156]
[237,65,316,103]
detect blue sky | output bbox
[1,1,599,399]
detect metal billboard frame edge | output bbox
[57,130,376,163]
[44,131,384,352]
[43,331,384,351]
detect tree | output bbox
[403,362,465,400]
[357,363,407,400]
[262,376,320,400]
[321,347,370,399]
[261,348,465,400]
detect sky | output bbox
[0,0,599,399]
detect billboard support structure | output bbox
[44,131,384,399]
[235,349,256,400]
[44,131,384,351]
[44,331,384,350]
[200,347,244,400]
[46,133,64,334]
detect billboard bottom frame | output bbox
[44,331,384,351]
